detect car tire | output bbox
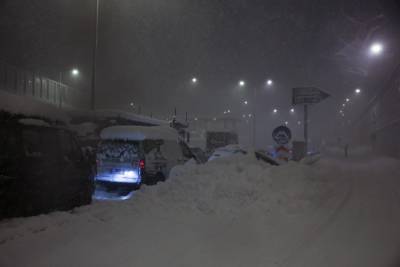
[156,172,166,182]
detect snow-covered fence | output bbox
[0,61,89,109]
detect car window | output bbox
[98,140,140,162]
[143,139,163,154]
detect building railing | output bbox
[0,60,89,109]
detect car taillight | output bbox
[139,159,145,169]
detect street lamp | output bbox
[273,108,278,114]
[90,0,100,111]
[369,42,383,56]
[266,79,273,86]
[192,77,198,84]
[345,98,350,102]
[355,88,361,94]
[239,80,246,87]
[244,100,248,105]
[290,108,295,113]
[71,68,79,76]
[58,68,80,108]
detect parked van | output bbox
[96,125,194,187]
[0,111,94,219]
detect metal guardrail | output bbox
[0,61,89,109]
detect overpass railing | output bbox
[0,60,89,109]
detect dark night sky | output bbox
[0,0,399,122]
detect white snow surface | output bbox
[1,154,400,267]
[100,125,180,141]
[0,90,69,122]
[69,122,98,137]
[68,108,169,126]
[18,118,51,127]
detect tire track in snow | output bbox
[278,173,354,267]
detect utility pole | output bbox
[58,72,63,108]
[90,0,99,110]
[304,104,308,152]
[252,88,257,148]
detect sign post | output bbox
[292,87,330,153]
[272,125,292,162]
[304,104,308,151]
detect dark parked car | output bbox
[0,111,94,219]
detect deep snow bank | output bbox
[133,154,333,217]
[0,155,332,241]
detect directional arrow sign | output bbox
[292,87,330,105]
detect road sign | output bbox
[292,87,330,105]
[272,126,292,145]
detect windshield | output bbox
[98,140,140,162]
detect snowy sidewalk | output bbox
[0,155,399,267]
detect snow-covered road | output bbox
[0,154,399,267]
[283,158,400,267]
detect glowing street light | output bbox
[239,80,246,87]
[248,114,252,118]
[284,121,289,126]
[346,98,350,102]
[355,88,361,94]
[244,100,248,105]
[266,79,273,86]
[192,77,198,84]
[369,42,383,56]
[71,68,80,76]
[342,103,346,107]
[290,108,295,113]
[273,108,278,114]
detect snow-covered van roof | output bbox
[100,125,180,141]
[68,108,168,126]
[0,90,69,123]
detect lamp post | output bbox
[91,0,100,111]
[58,68,79,108]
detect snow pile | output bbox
[18,118,51,127]
[0,154,339,267]
[133,154,331,217]
[69,122,98,137]
[95,109,168,126]
[0,90,69,122]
